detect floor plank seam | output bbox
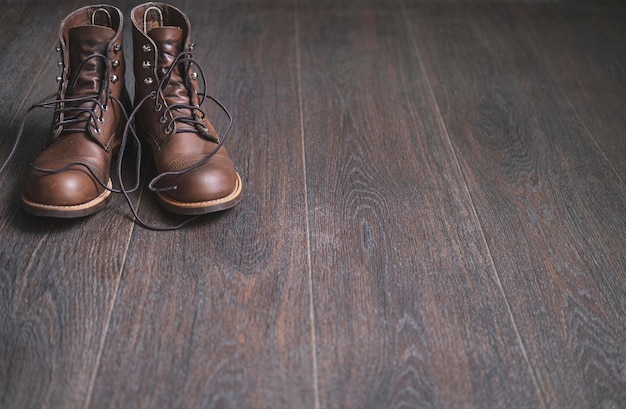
[400,2,549,407]
[81,192,145,409]
[294,3,320,409]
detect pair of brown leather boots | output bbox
[19,3,242,222]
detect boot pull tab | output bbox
[143,6,164,33]
[91,8,111,27]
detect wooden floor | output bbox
[1,0,625,407]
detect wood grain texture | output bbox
[298,3,542,408]
[85,1,314,407]
[0,1,79,179]
[0,2,140,408]
[405,3,626,408]
[517,3,626,180]
[1,1,624,408]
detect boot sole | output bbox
[155,172,243,215]
[21,179,113,218]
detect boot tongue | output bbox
[148,27,185,78]
[67,25,115,98]
[148,27,195,120]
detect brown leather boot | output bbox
[130,3,242,215]
[21,5,129,218]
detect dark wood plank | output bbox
[0,2,79,171]
[406,3,626,408]
[298,3,542,408]
[2,1,624,407]
[0,2,145,407]
[85,2,314,408]
[518,3,626,179]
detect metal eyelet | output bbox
[94,128,101,134]
[56,75,63,82]
[110,74,119,83]
[112,60,120,67]
[142,44,152,52]
[102,104,108,111]
[113,44,122,52]
[142,61,151,69]
[98,116,104,124]
[144,77,153,85]
[57,61,63,67]
[159,115,167,123]
[155,103,162,111]
[188,42,195,51]
[55,45,62,52]
[191,72,198,80]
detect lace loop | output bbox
[115,49,234,230]
[1,53,132,192]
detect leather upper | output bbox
[25,5,127,209]
[130,3,240,206]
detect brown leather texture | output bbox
[130,3,242,214]
[22,5,128,217]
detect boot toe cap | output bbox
[158,155,242,214]
[25,169,103,207]
[167,158,239,203]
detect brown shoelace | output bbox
[1,52,130,193]
[1,52,232,231]
[117,50,233,230]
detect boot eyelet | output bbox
[55,75,63,82]
[191,72,198,80]
[102,105,108,111]
[55,45,62,52]
[144,77,153,85]
[142,61,152,69]
[113,44,121,52]
[98,116,105,124]
[112,60,120,67]
[57,61,63,67]
[142,44,152,52]
[194,105,206,119]
[155,103,162,111]
[110,74,119,83]
[94,128,101,135]
[159,115,167,123]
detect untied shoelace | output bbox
[0,50,233,231]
